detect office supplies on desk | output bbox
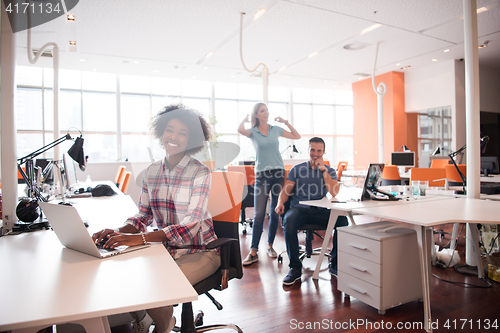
[39,202,149,258]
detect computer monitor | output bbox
[35,158,54,184]
[391,152,415,167]
[481,156,499,174]
[63,153,78,190]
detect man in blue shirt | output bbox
[275,137,348,286]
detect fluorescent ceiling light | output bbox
[254,8,265,21]
[66,14,75,21]
[477,7,488,13]
[205,51,213,59]
[361,24,382,35]
[308,51,319,58]
[444,49,450,52]
[69,41,76,46]
[432,59,437,62]
[278,66,287,72]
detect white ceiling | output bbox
[15,0,500,90]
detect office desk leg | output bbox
[414,225,433,333]
[12,317,112,333]
[467,223,484,278]
[312,210,340,280]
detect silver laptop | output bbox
[39,202,149,258]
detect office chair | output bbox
[430,159,451,168]
[119,171,132,194]
[276,196,330,264]
[444,164,467,186]
[409,168,446,187]
[227,165,255,234]
[177,171,244,333]
[381,165,401,186]
[115,165,126,187]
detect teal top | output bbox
[249,125,285,173]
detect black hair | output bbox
[150,104,212,155]
[309,137,325,150]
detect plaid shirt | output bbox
[126,155,217,259]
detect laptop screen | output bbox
[361,163,385,201]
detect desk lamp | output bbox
[280,145,299,158]
[16,131,86,224]
[447,135,489,195]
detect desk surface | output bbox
[0,195,197,332]
[352,197,500,226]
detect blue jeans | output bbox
[250,169,285,251]
[283,206,348,269]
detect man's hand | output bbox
[275,202,285,215]
[312,156,326,171]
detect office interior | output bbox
[1,1,500,332]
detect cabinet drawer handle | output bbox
[348,263,367,272]
[347,243,367,250]
[348,285,367,294]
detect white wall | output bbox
[404,60,457,113]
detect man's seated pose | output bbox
[275,137,348,286]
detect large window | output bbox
[15,66,354,167]
[416,106,452,167]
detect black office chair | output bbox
[276,196,330,264]
[176,172,244,333]
[239,184,254,234]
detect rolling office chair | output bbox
[114,165,126,187]
[444,164,467,186]
[119,171,132,194]
[381,165,401,186]
[227,165,255,234]
[276,196,330,264]
[176,171,244,333]
[430,159,451,168]
[409,168,446,187]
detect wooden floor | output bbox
[107,213,500,333]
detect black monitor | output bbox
[391,152,415,167]
[35,158,54,184]
[481,156,499,174]
[361,164,398,201]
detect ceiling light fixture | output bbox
[69,41,76,46]
[343,41,370,51]
[361,23,382,35]
[444,49,450,52]
[278,66,287,72]
[396,63,400,66]
[205,51,213,59]
[79,59,86,62]
[66,14,75,21]
[400,65,411,70]
[478,40,489,48]
[254,8,265,21]
[432,59,437,62]
[477,7,488,13]
[308,51,319,58]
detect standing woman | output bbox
[238,102,301,265]
[92,105,220,333]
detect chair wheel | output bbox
[277,254,283,264]
[194,310,204,326]
[242,229,247,234]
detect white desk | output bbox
[0,195,197,333]
[299,187,449,280]
[480,175,500,183]
[352,197,500,332]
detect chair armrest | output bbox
[205,237,237,250]
[206,237,237,273]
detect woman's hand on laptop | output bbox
[92,228,119,247]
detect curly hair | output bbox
[150,104,212,156]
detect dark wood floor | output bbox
[107,213,500,333]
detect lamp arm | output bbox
[17,134,72,165]
[448,154,467,194]
[280,145,291,155]
[449,144,466,158]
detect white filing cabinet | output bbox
[337,221,422,314]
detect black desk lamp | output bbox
[16,131,86,223]
[447,135,489,195]
[397,145,410,152]
[280,145,299,158]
